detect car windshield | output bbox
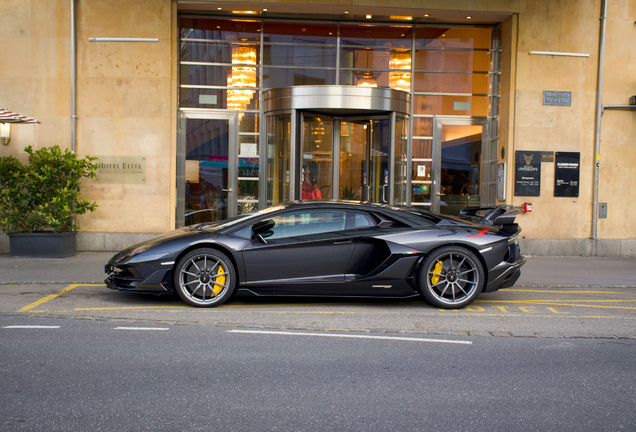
[194,205,287,232]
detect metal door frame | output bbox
[177,109,238,227]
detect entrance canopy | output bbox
[264,85,410,116]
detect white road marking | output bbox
[114,327,170,331]
[228,329,473,345]
[3,325,60,329]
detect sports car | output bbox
[105,201,525,309]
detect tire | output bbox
[418,246,485,309]
[173,248,236,307]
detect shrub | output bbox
[0,145,98,233]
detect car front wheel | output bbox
[173,248,236,307]
[418,246,484,309]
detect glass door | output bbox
[301,114,333,200]
[338,117,390,204]
[432,118,487,215]
[177,111,238,227]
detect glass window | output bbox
[414,27,492,50]
[179,88,259,110]
[263,67,336,87]
[412,117,433,137]
[413,95,490,116]
[263,21,338,44]
[263,45,337,68]
[267,114,291,205]
[412,138,433,159]
[349,212,375,229]
[302,117,332,200]
[340,24,412,48]
[414,50,492,73]
[179,18,261,42]
[180,65,261,87]
[267,210,346,239]
[414,72,491,94]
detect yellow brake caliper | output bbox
[431,261,443,285]
[212,264,226,296]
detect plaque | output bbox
[554,152,580,197]
[514,151,541,196]
[95,156,146,184]
[543,91,572,106]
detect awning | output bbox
[0,108,41,124]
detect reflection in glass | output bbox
[302,117,332,200]
[267,114,291,205]
[227,45,257,117]
[440,125,483,216]
[339,122,367,201]
[393,117,409,205]
[185,119,229,225]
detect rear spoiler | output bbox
[460,205,522,235]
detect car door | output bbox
[240,209,375,293]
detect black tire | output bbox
[418,246,485,309]
[173,248,236,307]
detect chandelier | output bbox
[227,45,257,115]
[389,50,411,92]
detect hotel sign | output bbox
[515,151,541,196]
[543,91,571,106]
[95,156,146,184]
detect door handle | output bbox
[334,239,353,245]
[222,188,232,193]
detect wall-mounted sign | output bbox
[95,156,146,184]
[554,152,580,197]
[541,151,554,162]
[515,151,541,196]
[543,91,571,106]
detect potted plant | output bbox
[0,145,98,257]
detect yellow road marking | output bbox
[505,289,626,294]
[475,299,636,310]
[17,284,103,313]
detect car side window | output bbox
[346,211,376,229]
[267,210,346,240]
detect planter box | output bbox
[8,232,77,258]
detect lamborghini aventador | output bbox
[105,201,525,309]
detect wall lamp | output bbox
[1,123,10,146]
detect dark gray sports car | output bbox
[105,201,525,309]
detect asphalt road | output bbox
[2,315,635,432]
[1,282,634,339]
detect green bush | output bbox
[0,145,99,233]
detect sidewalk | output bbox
[0,252,635,287]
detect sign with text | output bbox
[515,151,541,196]
[543,91,571,106]
[554,152,580,197]
[95,156,146,184]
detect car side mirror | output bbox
[251,219,275,243]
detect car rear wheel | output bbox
[418,246,484,309]
[173,248,236,307]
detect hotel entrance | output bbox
[264,86,410,206]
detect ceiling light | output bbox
[366,14,372,19]
[466,16,472,20]
[390,16,412,21]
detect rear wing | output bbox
[460,205,523,235]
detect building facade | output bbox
[1,0,635,256]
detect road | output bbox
[1,283,634,338]
[2,314,635,432]
[1,281,635,431]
